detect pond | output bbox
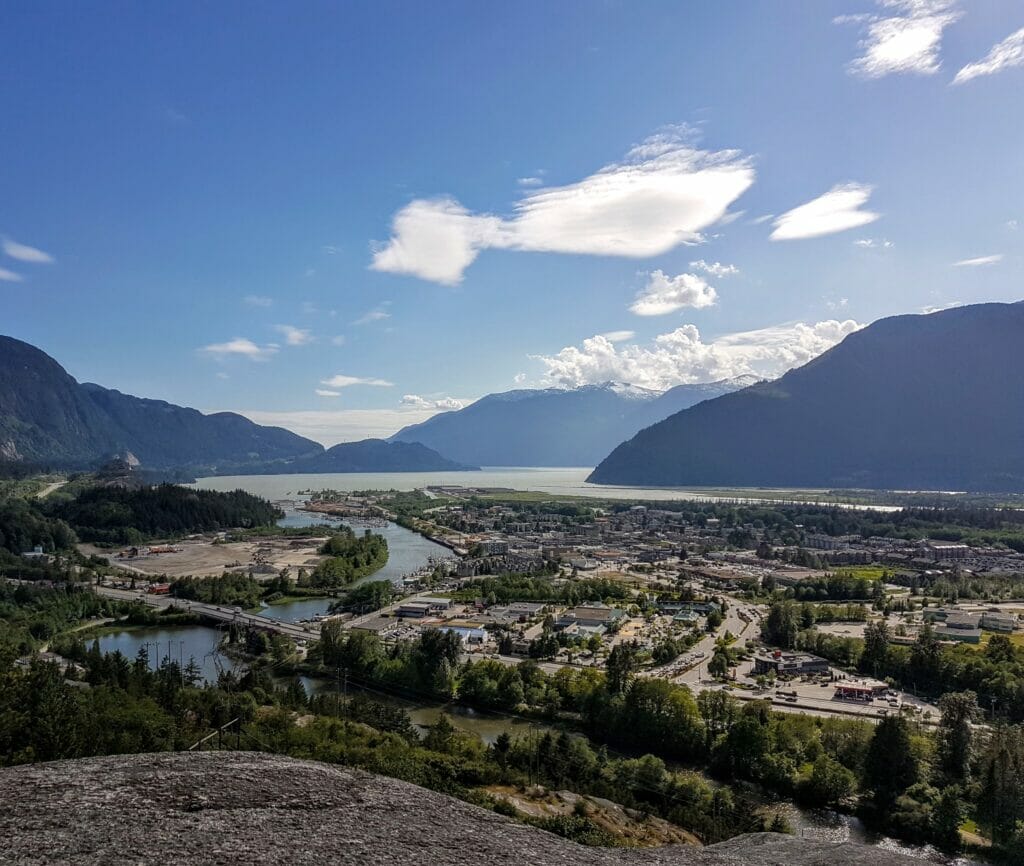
[94,624,242,685]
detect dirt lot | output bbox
[79,535,329,579]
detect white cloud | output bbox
[244,295,273,308]
[275,324,314,346]
[513,372,528,384]
[330,335,346,346]
[401,394,466,411]
[322,244,341,255]
[600,330,636,343]
[689,259,738,277]
[953,27,1024,84]
[200,338,278,362]
[371,128,755,284]
[320,374,394,388]
[535,319,862,390]
[771,183,880,241]
[854,237,894,248]
[749,214,775,225]
[629,270,718,316]
[842,0,962,79]
[952,254,1003,267]
[354,308,391,325]
[315,389,341,398]
[2,236,54,264]
[1007,220,1019,231]
[235,407,454,447]
[921,300,963,313]
[215,372,230,380]
[517,176,544,187]
[0,267,23,282]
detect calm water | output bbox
[194,467,787,503]
[255,507,452,623]
[193,468,899,510]
[95,624,242,685]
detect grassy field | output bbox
[829,566,891,580]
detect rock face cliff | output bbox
[0,752,923,866]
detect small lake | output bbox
[94,624,242,685]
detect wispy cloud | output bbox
[536,320,862,390]
[200,338,278,362]
[689,259,739,278]
[953,27,1024,84]
[952,254,1003,267]
[275,324,314,346]
[771,183,880,241]
[840,0,962,79]
[629,270,718,316]
[0,267,23,282]
[315,389,341,398]
[749,214,775,225]
[600,330,636,343]
[854,237,894,248]
[235,407,452,447]
[2,236,54,264]
[244,295,273,308]
[354,308,391,325]
[921,300,963,313]
[330,335,346,346]
[401,394,465,410]
[371,127,754,285]
[320,374,394,388]
[516,176,544,187]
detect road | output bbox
[93,586,319,642]
[35,480,67,499]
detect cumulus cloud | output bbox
[275,324,314,346]
[200,338,278,362]
[2,236,54,264]
[954,27,1024,84]
[535,319,862,390]
[371,128,755,284]
[952,254,1003,267]
[771,183,880,241]
[841,0,962,78]
[320,374,394,388]
[315,389,341,398]
[401,394,465,410]
[243,295,273,307]
[0,267,23,282]
[600,330,636,343]
[689,259,738,278]
[629,270,718,316]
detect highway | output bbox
[93,586,320,642]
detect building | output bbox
[834,679,888,701]
[753,651,830,676]
[932,625,982,644]
[981,612,1018,633]
[555,604,624,631]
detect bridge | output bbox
[93,586,321,641]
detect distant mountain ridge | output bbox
[589,301,1024,492]
[390,376,760,466]
[232,439,478,474]
[0,336,471,475]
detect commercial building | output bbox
[753,651,830,676]
[834,679,888,701]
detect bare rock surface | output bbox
[0,752,921,865]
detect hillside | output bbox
[0,752,920,866]
[391,378,758,467]
[0,335,322,471]
[239,438,479,474]
[590,301,1024,492]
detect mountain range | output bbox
[590,301,1024,492]
[390,377,760,466]
[0,336,470,474]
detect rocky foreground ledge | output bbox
[0,752,919,865]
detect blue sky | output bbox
[2,1,1021,444]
